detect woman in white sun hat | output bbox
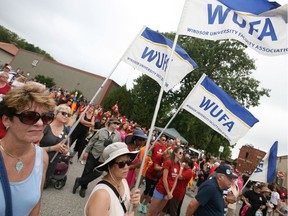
[84,142,141,216]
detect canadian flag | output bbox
[112,102,119,113]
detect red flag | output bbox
[112,102,119,113]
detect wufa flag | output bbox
[249,141,278,183]
[182,74,259,144]
[122,26,198,92]
[177,0,288,56]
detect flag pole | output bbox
[148,74,207,151]
[50,59,121,163]
[130,33,181,210]
[50,27,146,163]
[129,1,194,212]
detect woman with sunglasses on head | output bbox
[39,104,70,188]
[0,82,55,216]
[146,146,184,216]
[85,142,140,216]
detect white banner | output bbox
[177,0,288,56]
[182,74,259,144]
[122,26,198,92]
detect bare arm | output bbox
[162,169,172,199]
[29,149,49,216]
[186,198,201,216]
[86,189,110,216]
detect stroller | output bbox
[50,154,70,189]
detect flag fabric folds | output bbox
[218,0,281,15]
[177,0,288,56]
[182,74,259,144]
[249,141,278,183]
[122,26,198,92]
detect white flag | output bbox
[122,26,198,92]
[249,141,278,183]
[177,0,288,56]
[182,74,259,144]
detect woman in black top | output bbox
[70,105,95,161]
[40,104,70,188]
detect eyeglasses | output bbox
[60,111,71,117]
[14,111,54,125]
[114,160,131,168]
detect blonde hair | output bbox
[54,104,71,115]
[0,72,9,78]
[0,82,55,118]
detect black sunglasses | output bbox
[14,111,54,125]
[136,137,146,141]
[60,111,71,117]
[114,160,131,168]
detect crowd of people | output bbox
[0,65,287,216]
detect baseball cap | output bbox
[216,164,238,179]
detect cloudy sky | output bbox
[0,0,287,159]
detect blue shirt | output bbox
[0,145,43,216]
[194,176,225,216]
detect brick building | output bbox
[0,42,120,104]
[236,144,266,173]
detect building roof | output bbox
[0,42,19,56]
[154,127,189,144]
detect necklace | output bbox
[0,143,24,173]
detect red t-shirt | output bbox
[151,143,166,162]
[0,84,11,95]
[173,168,193,201]
[146,154,164,180]
[156,159,180,195]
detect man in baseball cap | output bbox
[186,164,238,216]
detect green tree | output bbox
[34,75,56,88]
[0,25,54,60]
[128,33,270,158]
[129,75,173,128]
[102,85,134,119]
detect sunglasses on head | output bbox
[114,160,131,168]
[60,111,71,117]
[14,111,54,125]
[111,122,120,125]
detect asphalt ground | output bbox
[40,158,247,216]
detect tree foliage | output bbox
[126,33,270,158]
[102,85,134,119]
[0,25,54,60]
[161,33,270,158]
[34,75,56,88]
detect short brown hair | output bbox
[0,82,55,119]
